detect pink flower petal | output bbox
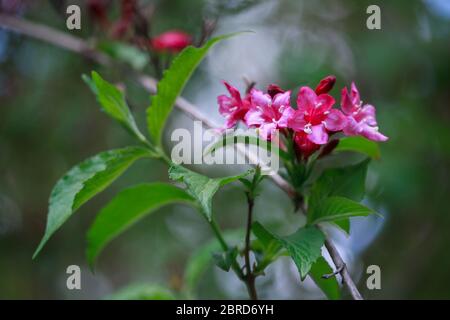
[315,93,335,114]
[217,95,233,115]
[272,91,291,110]
[342,116,361,136]
[307,124,329,145]
[258,122,277,141]
[324,109,347,131]
[223,81,242,104]
[244,108,265,127]
[360,125,389,142]
[351,82,361,106]
[287,110,307,132]
[296,86,317,114]
[341,87,356,115]
[356,104,377,126]
[250,88,271,108]
[278,106,295,128]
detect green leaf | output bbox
[310,159,370,205]
[331,218,351,235]
[308,160,371,233]
[204,133,289,161]
[309,257,340,300]
[106,284,175,300]
[168,164,251,220]
[252,222,284,272]
[146,33,242,146]
[33,147,152,259]
[98,41,149,70]
[334,136,380,159]
[212,247,239,272]
[309,196,378,226]
[251,223,324,280]
[84,71,148,144]
[184,230,243,297]
[86,183,195,266]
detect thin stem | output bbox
[243,193,258,300]
[323,235,363,300]
[210,219,229,251]
[210,219,244,280]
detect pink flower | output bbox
[341,83,388,142]
[288,86,347,145]
[244,88,294,140]
[315,75,336,95]
[217,81,251,129]
[151,30,192,53]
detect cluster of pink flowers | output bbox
[217,76,388,159]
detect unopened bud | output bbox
[315,75,336,95]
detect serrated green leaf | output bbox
[86,183,195,266]
[309,257,340,300]
[33,147,153,259]
[334,136,380,159]
[251,222,324,280]
[146,33,243,146]
[168,164,251,220]
[84,71,148,144]
[106,284,175,300]
[98,41,149,70]
[309,196,377,225]
[204,133,289,161]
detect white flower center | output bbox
[304,123,312,134]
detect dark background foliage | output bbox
[0,0,449,299]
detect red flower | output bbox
[341,83,388,142]
[315,75,336,95]
[288,86,346,145]
[151,30,192,53]
[244,88,294,140]
[217,81,251,129]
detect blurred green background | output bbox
[0,0,449,299]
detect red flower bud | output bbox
[315,75,336,95]
[150,30,192,53]
[267,84,285,98]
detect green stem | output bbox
[243,193,258,300]
[210,219,244,280]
